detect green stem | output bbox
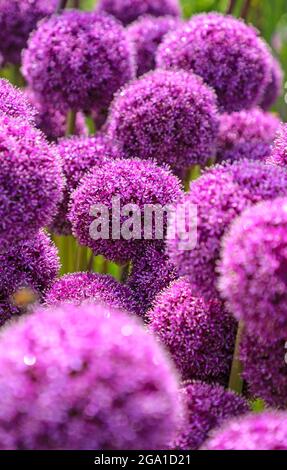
[66,110,77,136]
[228,322,244,394]
[184,165,201,191]
[241,0,251,19]
[120,263,131,283]
[226,0,237,14]
[87,251,94,272]
[57,0,69,13]
[76,245,88,272]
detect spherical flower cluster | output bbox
[260,57,283,110]
[0,114,64,251]
[22,11,135,113]
[45,272,138,315]
[203,412,287,450]
[171,381,249,450]
[0,231,60,326]
[0,79,36,124]
[240,333,287,409]
[216,108,280,163]
[167,161,287,299]
[51,135,118,235]
[0,303,182,450]
[148,278,237,385]
[267,123,287,167]
[0,0,58,65]
[96,0,181,26]
[69,158,183,264]
[157,13,272,113]
[25,89,87,141]
[127,15,181,76]
[219,197,287,342]
[127,245,178,317]
[107,70,219,173]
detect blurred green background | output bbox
[79,0,287,120]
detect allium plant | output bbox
[267,123,287,167]
[0,303,182,450]
[0,79,36,124]
[96,0,181,26]
[203,412,287,450]
[148,278,237,385]
[157,13,272,112]
[219,197,287,343]
[107,69,219,174]
[22,11,135,113]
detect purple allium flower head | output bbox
[167,160,287,299]
[22,11,135,113]
[0,231,60,326]
[217,108,280,163]
[107,69,219,173]
[148,278,237,385]
[260,56,284,110]
[127,15,182,76]
[25,89,87,141]
[219,197,287,342]
[171,381,249,450]
[69,158,183,264]
[0,114,64,251]
[96,0,181,26]
[157,13,272,113]
[267,123,287,167]
[240,333,287,409]
[0,79,36,124]
[45,272,138,315]
[203,412,287,450]
[0,0,58,65]
[127,245,178,317]
[0,302,182,450]
[51,135,118,235]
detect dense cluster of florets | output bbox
[0,79,36,124]
[45,272,138,315]
[0,0,58,64]
[267,123,287,167]
[240,334,287,409]
[127,16,181,76]
[167,161,287,299]
[0,303,182,450]
[69,158,183,264]
[22,11,135,113]
[0,231,59,326]
[260,56,283,110]
[219,197,287,342]
[148,278,237,385]
[157,13,272,112]
[203,412,287,450]
[51,135,118,235]
[0,114,64,251]
[107,69,219,173]
[216,108,280,163]
[96,0,181,26]
[171,381,249,450]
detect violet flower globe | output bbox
[167,160,287,299]
[240,334,287,409]
[0,231,60,326]
[107,69,219,174]
[69,158,183,264]
[157,13,272,113]
[0,0,58,65]
[51,135,118,235]
[0,114,64,251]
[0,79,36,124]
[0,303,182,450]
[267,123,287,167]
[96,0,181,26]
[203,412,287,450]
[171,381,249,450]
[127,15,181,76]
[217,108,280,163]
[22,11,135,113]
[45,272,138,315]
[219,197,287,342]
[148,278,237,385]
[260,56,283,110]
